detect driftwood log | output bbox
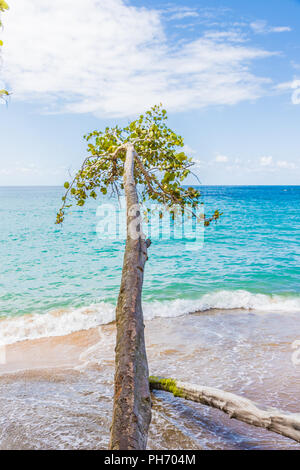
[150,376,300,444]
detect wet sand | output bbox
[0,309,300,450]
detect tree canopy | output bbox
[57,104,221,226]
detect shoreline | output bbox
[1,289,300,348]
[1,310,300,450]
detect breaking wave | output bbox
[1,290,299,345]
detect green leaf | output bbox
[0,1,9,12]
[64,182,70,189]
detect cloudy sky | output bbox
[0,0,299,185]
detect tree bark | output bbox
[109,144,152,450]
[150,377,300,444]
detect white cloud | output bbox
[277,79,300,105]
[250,20,291,34]
[250,21,266,33]
[276,160,296,170]
[272,26,292,33]
[204,30,246,43]
[277,79,300,90]
[192,153,298,175]
[182,144,197,155]
[193,158,206,169]
[0,0,274,118]
[291,61,300,70]
[215,154,229,163]
[257,156,297,171]
[260,156,273,166]
[0,162,67,177]
[168,8,199,20]
[292,88,300,105]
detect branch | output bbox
[134,154,168,202]
[150,377,300,444]
[57,144,127,223]
[134,155,200,219]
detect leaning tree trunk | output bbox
[109,144,152,450]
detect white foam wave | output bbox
[0,302,115,346]
[0,290,299,345]
[150,290,300,317]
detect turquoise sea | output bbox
[0,185,299,343]
[1,185,300,450]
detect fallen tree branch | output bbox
[149,376,300,444]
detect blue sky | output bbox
[0,0,299,185]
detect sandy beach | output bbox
[1,308,299,450]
